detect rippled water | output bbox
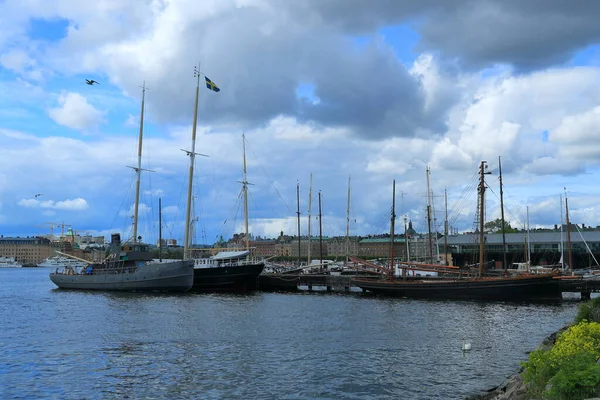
[0,268,583,399]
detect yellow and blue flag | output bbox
[205,76,220,92]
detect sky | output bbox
[1,0,600,246]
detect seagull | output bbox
[85,79,99,85]
[34,193,43,198]
[462,338,472,352]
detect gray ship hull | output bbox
[49,260,194,292]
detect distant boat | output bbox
[38,256,88,269]
[181,73,263,292]
[49,83,194,292]
[0,257,22,268]
[353,162,562,301]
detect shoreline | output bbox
[465,328,567,400]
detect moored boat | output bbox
[182,69,264,292]
[354,161,563,301]
[49,83,194,292]
[0,256,22,268]
[50,234,194,292]
[352,273,562,300]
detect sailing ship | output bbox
[352,162,562,301]
[183,68,264,292]
[49,83,194,292]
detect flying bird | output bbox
[34,193,43,198]
[85,79,99,85]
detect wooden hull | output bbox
[192,262,265,292]
[352,274,563,301]
[49,260,194,292]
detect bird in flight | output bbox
[85,79,99,85]
[34,193,43,198]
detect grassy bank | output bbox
[521,296,600,399]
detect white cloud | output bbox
[18,197,89,210]
[48,92,105,131]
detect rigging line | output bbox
[243,136,295,216]
[447,172,479,223]
[447,177,479,226]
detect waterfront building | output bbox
[0,236,53,264]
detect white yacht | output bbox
[38,256,89,269]
[0,257,23,268]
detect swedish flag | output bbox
[205,76,220,92]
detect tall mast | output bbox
[132,82,147,244]
[183,65,208,260]
[389,179,396,280]
[296,182,301,266]
[498,156,508,271]
[526,206,531,268]
[318,191,323,266]
[242,134,250,251]
[426,167,433,263]
[565,188,573,270]
[478,161,490,277]
[560,194,564,269]
[345,175,351,265]
[158,197,162,262]
[403,214,409,278]
[307,173,312,264]
[444,187,448,266]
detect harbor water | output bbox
[0,268,582,399]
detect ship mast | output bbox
[389,179,396,280]
[345,176,351,266]
[241,134,251,251]
[296,182,301,266]
[565,188,573,271]
[478,161,491,277]
[426,167,433,263]
[318,191,323,266]
[127,82,155,244]
[307,173,312,265]
[183,65,208,260]
[498,156,508,271]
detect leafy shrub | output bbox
[522,320,600,399]
[574,296,600,323]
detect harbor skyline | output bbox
[2,1,600,246]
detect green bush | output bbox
[546,353,600,400]
[522,320,600,399]
[574,296,600,323]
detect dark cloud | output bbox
[289,0,600,70]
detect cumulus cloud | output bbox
[18,197,89,210]
[48,92,105,131]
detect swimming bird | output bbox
[34,193,43,198]
[462,338,472,351]
[85,79,99,85]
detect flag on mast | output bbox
[204,77,220,92]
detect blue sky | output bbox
[2,1,600,246]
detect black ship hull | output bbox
[352,273,562,301]
[192,262,265,292]
[257,273,300,292]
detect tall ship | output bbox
[352,162,562,301]
[182,67,264,292]
[0,257,22,268]
[49,83,194,292]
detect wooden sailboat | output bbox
[49,83,194,292]
[183,68,264,292]
[352,162,563,301]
